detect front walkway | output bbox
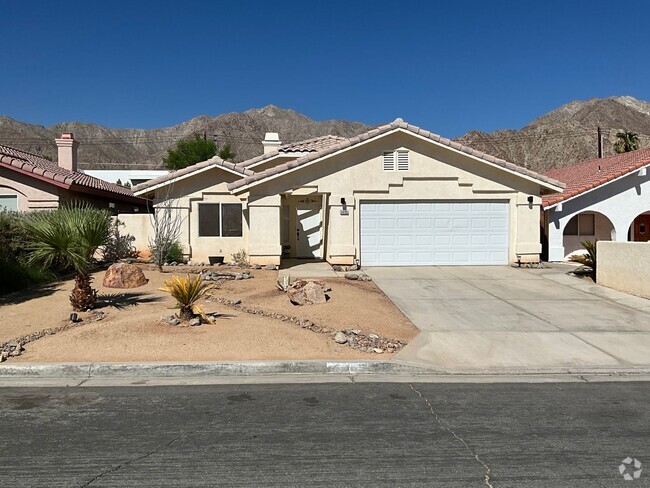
[278,259,344,279]
[365,264,650,372]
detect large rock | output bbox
[288,281,328,305]
[103,263,148,289]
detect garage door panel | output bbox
[361,201,509,266]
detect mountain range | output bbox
[1,96,649,173]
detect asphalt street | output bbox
[0,381,648,487]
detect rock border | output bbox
[0,311,107,363]
[212,297,407,354]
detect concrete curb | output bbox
[2,360,650,379]
[0,361,439,378]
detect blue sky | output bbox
[3,0,649,137]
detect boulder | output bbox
[103,263,148,289]
[288,281,327,305]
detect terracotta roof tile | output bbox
[131,156,253,193]
[0,144,144,200]
[541,148,650,208]
[227,119,564,192]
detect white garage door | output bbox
[360,201,509,266]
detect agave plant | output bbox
[160,274,212,321]
[22,204,112,311]
[569,240,597,274]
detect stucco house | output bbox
[542,148,650,261]
[131,119,564,266]
[0,133,148,213]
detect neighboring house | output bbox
[0,133,148,213]
[542,148,650,261]
[82,169,169,187]
[131,119,563,266]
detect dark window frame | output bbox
[198,202,243,237]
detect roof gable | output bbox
[227,119,565,193]
[542,148,650,208]
[132,157,252,195]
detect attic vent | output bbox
[397,150,410,171]
[383,150,410,171]
[383,151,395,171]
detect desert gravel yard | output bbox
[1,265,418,363]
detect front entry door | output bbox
[296,198,321,258]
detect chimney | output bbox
[262,132,281,155]
[55,133,79,172]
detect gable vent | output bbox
[397,150,409,171]
[383,151,395,171]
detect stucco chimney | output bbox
[55,133,79,172]
[262,132,281,155]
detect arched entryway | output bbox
[562,211,615,259]
[628,211,650,242]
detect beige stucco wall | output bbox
[597,241,650,299]
[132,169,249,262]
[0,167,61,210]
[245,131,546,265]
[120,213,153,257]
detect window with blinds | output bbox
[382,150,409,171]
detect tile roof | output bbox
[237,134,349,168]
[132,156,253,194]
[0,144,144,201]
[541,148,650,208]
[227,119,565,192]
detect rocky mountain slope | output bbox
[0,106,371,170]
[1,97,650,172]
[457,96,650,172]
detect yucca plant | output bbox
[569,240,597,274]
[160,274,212,321]
[22,204,112,311]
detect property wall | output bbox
[546,168,650,261]
[0,167,61,210]
[120,213,153,258]
[245,131,547,265]
[597,241,650,299]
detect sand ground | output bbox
[1,265,418,363]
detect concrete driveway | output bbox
[365,265,650,372]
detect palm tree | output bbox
[614,131,640,153]
[23,204,112,311]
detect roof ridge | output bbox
[227,119,564,192]
[0,144,142,199]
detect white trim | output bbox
[134,163,246,196]
[230,128,564,194]
[545,161,650,210]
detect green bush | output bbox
[0,211,55,294]
[164,241,185,263]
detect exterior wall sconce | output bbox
[527,196,534,204]
[340,197,349,216]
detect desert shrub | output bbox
[102,219,139,263]
[232,248,250,268]
[569,240,597,272]
[0,211,55,294]
[164,240,185,263]
[160,274,212,321]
